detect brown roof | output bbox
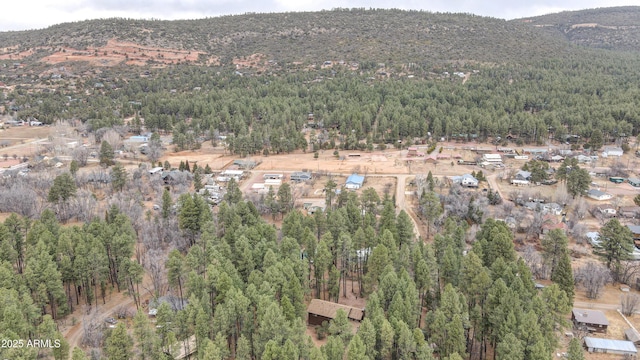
[307,299,365,321]
[572,308,609,326]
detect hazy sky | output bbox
[1,0,637,32]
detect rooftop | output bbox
[307,299,364,321]
[572,308,609,326]
[584,337,637,353]
[346,173,365,185]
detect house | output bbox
[450,174,479,188]
[541,215,567,235]
[601,146,624,158]
[619,206,640,219]
[628,177,640,187]
[482,154,502,163]
[594,204,617,217]
[572,308,609,333]
[576,154,593,163]
[149,167,163,175]
[291,172,312,182]
[126,135,150,143]
[345,174,365,190]
[625,328,640,346]
[307,299,365,326]
[511,170,531,185]
[543,202,563,215]
[583,337,637,356]
[587,189,613,201]
[628,225,640,241]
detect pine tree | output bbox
[346,334,367,360]
[567,338,585,360]
[110,162,127,192]
[99,140,115,167]
[551,252,574,301]
[162,188,172,219]
[69,160,79,175]
[594,218,635,279]
[105,322,133,360]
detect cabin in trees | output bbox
[619,206,640,219]
[306,299,365,326]
[583,337,637,356]
[572,308,609,333]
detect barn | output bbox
[583,337,637,356]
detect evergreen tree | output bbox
[99,140,115,167]
[162,188,173,219]
[346,334,367,360]
[69,160,79,175]
[105,322,133,360]
[567,337,585,360]
[110,162,127,192]
[552,252,574,301]
[594,218,635,278]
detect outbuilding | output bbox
[583,337,637,356]
[628,177,640,187]
[625,328,640,346]
[482,154,502,163]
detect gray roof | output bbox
[628,225,640,234]
[587,189,608,197]
[584,337,637,353]
[573,308,609,326]
[625,328,640,343]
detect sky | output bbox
[1,0,638,32]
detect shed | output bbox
[583,337,637,355]
[625,328,640,345]
[572,308,609,333]
[307,299,365,326]
[602,147,624,158]
[345,174,365,190]
[628,177,640,187]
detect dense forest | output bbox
[0,172,575,359]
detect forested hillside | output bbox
[521,6,640,52]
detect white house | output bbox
[512,170,531,185]
[482,154,502,163]
[345,174,365,190]
[587,189,613,201]
[451,174,479,188]
[601,147,624,158]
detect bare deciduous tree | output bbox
[522,245,548,279]
[621,293,640,316]
[554,183,572,207]
[72,146,90,167]
[575,262,612,299]
[81,306,104,348]
[573,198,588,220]
[102,129,123,152]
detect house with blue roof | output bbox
[345,174,365,190]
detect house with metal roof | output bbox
[601,146,624,158]
[572,308,609,333]
[583,337,637,355]
[345,174,365,190]
[450,174,479,188]
[587,189,613,201]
